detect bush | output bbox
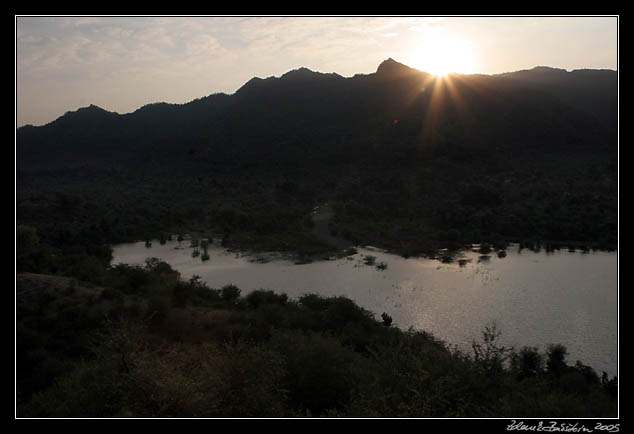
[109,264,149,292]
[19,330,128,419]
[144,257,179,278]
[211,341,290,417]
[546,344,568,377]
[381,312,393,327]
[299,293,331,311]
[245,290,288,308]
[220,284,241,303]
[322,296,375,333]
[471,322,512,377]
[362,255,376,266]
[479,243,492,254]
[267,330,364,416]
[510,346,544,379]
[574,361,599,385]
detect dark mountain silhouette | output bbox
[16,59,618,255]
[17,59,616,171]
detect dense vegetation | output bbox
[16,259,618,418]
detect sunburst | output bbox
[409,35,476,76]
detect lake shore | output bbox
[111,238,618,377]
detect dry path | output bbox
[310,202,353,250]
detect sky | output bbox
[15,15,618,127]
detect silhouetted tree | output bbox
[546,343,568,377]
[472,322,513,376]
[381,312,393,327]
[510,346,544,378]
[221,284,241,302]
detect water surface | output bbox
[112,240,618,376]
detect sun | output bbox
[409,35,476,76]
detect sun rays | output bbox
[395,68,476,146]
[408,34,476,77]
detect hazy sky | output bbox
[15,15,618,127]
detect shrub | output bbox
[245,290,288,308]
[381,312,393,327]
[602,373,618,398]
[110,264,149,292]
[322,296,375,333]
[267,330,363,416]
[510,346,544,378]
[144,257,179,278]
[174,276,222,307]
[479,243,492,254]
[298,293,331,311]
[546,344,568,377]
[471,322,512,376]
[574,361,599,385]
[220,284,241,303]
[211,341,290,417]
[362,255,376,266]
[18,358,124,417]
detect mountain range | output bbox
[17,58,617,170]
[16,58,618,256]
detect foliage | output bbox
[381,312,393,327]
[471,321,513,377]
[546,343,569,377]
[220,284,241,303]
[510,346,544,379]
[16,263,618,417]
[244,289,289,308]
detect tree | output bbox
[510,346,544,378]
[221,284,241,302]
[546,343,568,377]
[381,312,393,327]
[471,322,512,376]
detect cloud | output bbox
[56,16,103,27]
[185,34,223,57]
[15,16,618,127]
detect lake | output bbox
[111,239,618,376]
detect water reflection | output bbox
[111,240,617,376]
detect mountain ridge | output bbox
[17,59,617,130]
[16,58,617,174]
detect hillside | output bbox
[16,264,618,418]
[16,59,618,260]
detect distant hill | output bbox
[16,59,618,255]
[17,59,616,172]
